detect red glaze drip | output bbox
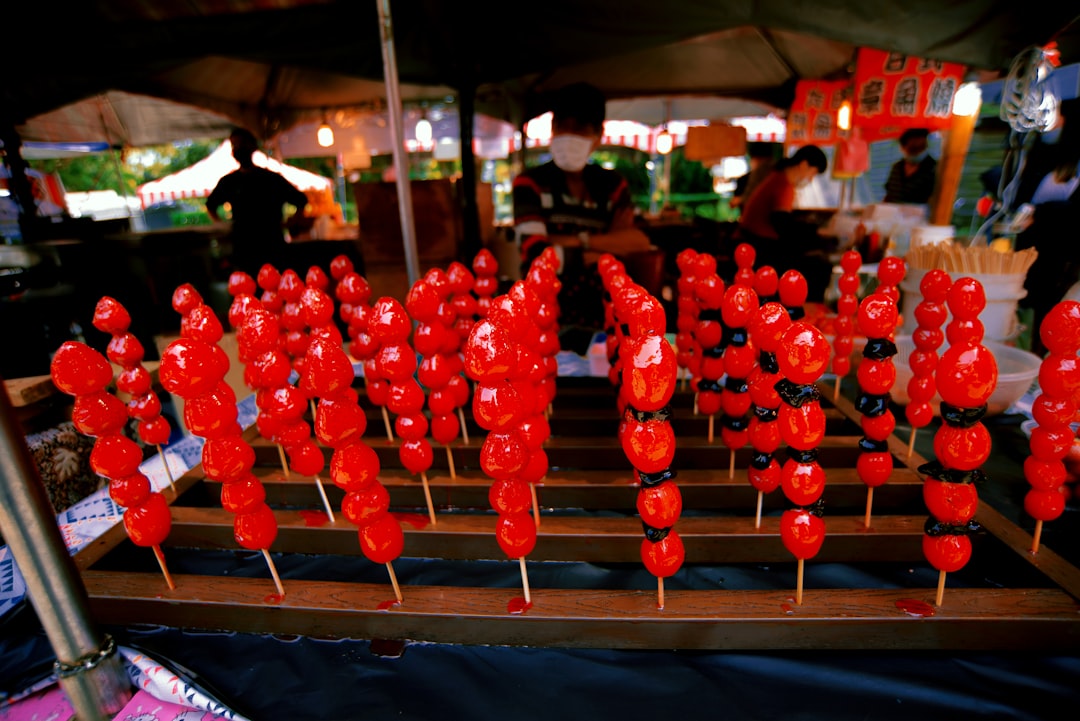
[376,599,401,610]
[391,512,431,529]
[895,598,936,617]
[780,603,795,615]
[299,509,330,527]
[507,597,533,615]
[263,593,284,605]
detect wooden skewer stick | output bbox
[755,491,764,530]
[314,474,336,523]
[261,549,285,597]
[530,481,541,527]
[445,445,457,481]
[386,562,403,603]
[833,378,841,403]
[693,393,699,416]
[657,576,665,610]
[277,444,291,480]
[382,407,394,443]
[152,545,176,590]
[728,449,735,479]
[796,558,805,605]
[935,569,947,606]
[519,556,532,605]
[420,471,436,525]
[864,487,874,529]
[310,398,318,424]
[707,415,715,443]
[907,428,917,458]
[156,444,176,494]
[1031,520,1044,554]
[457,407,470,445]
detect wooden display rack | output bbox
[73,377,1080,650]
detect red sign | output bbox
[786,80,851,148]
[852,47,966,140]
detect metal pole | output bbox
[376,0,422,287]
[0,381,131,719]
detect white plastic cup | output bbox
[899,268,1027,343]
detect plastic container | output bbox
[899,269,1027,343]
[892,335,1041,416]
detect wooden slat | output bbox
[4,374,58,407]
[157,506,928,563]
[81,572,1080,651]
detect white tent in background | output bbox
[136,139,333,208]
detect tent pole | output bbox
[376,0,421,287]
[0,379,133,719]
[459,84,481,260]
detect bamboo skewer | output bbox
[796,558,805,605]
[707,414,714,443]
[386,562,403,603]
[262,549,286,597]
[445,445,457,480]
[382,407,394,443]
[314,474,336,523]
[156,444,176,494]
[657,576,665,610]
[152,545,176,590]
[457,407,470,445]
[755,491,764,530]
[519,557,532,605]
[935,570,947,606]
[277,444,290,480]
[530,481,541,527]
[1031,520,1044,554]
[728,449,735,479]
[864,487,874,529]
[907,428,917,458]
[420,471,436,525]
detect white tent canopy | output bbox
[135,139,332,208]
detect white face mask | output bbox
[551,135,594,172]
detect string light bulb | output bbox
[655,129,673,155]
[317,114,335,148]
[837,100,852,131]
[415,116,433,145]
[952,82,982,117]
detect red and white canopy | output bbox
[136,140,332,208]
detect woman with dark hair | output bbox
[735,144,828,282]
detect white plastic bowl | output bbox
[892,335,1041,416]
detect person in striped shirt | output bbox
[513,82,652,337]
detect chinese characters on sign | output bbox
[853,48,965,141]
[787,79,852,149]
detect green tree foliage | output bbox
[27,139,219,195]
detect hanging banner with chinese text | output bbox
[852,47,966,141]
[786,80,851,149]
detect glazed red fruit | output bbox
[694,274,725,310]
[1037,354,1080,400]
[720,390,753,419]
[286,441,325,477]
[234,503,278,550]
[127,392,161,420]
[856,359,896,395]
[220,475,267,514]
[91,434,144,479]
[1031,394,1077,428]
[721,285,760,329]
[330,255,354,280]
[330,443,380,491]
[257,264,281,292]
[779,402,825,450]
[946,319,984,347]
[1024,488,1066,522]
[856,452,893,487]
[228,271,257,297]
[776,322,829,384]
[877,257,906,288]
[342,484,391,526]
[72,391,129,437]
[359,514,405,563]
[117,366,152,396]
[748,416,781,453]
[228,294,259,329]
[50,341,114,396]
[257,385,306,420]
[748,460,782,493]
[840,249,862,273]
[109,472,152,508]
[857,294,898,339]
[202,436,256,483]
[464,320,516,381]
[185,304,224,345]
[641,531,685,578]
[933,424,992,471]
[184,384,238,439]
[937,345,997,407]
[138,416,172,446]
[519,448,549,484]
[908,349,938,377]
[480,431,529,480]
[430,413,459,445]
[637,480,683,529]
[368,297,411,343]
[394,412,429,441]
[473,381,522,431]
[305,265,330,291]
[777,270,808,309]
[302,338,355,397]
[696,391,722,417]
[914,301,948,331]
[695,320,723,354]
[861,410,896,441]
[621,418,676,474]
[747,370,782,411]
[300,287,335,328]
[780,509,826,560]
[946,277,986,320]
[920,269,952,303]
[159,337,227,398]
[621,335,677,412]
[92,296,132,335]
[922,533,971,572]
[496,512,537,558]
[1029,426,1073,461]
[171,283,203,316]
[335,272,371,305]
[387,380,425,415]
[923,479,978,525]
[106,332,144,367]
[400,439,434,474]
[1039,300,1080,355]
[781,460,826,506]
[1024,457,1067,492]
[490,478,533,515]
[123,492,171,547]
[907,375,936,404]
[754,266,779,298]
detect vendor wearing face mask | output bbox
[735,143,828,278]
[883,128,937,204]
[513,82,653,339]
